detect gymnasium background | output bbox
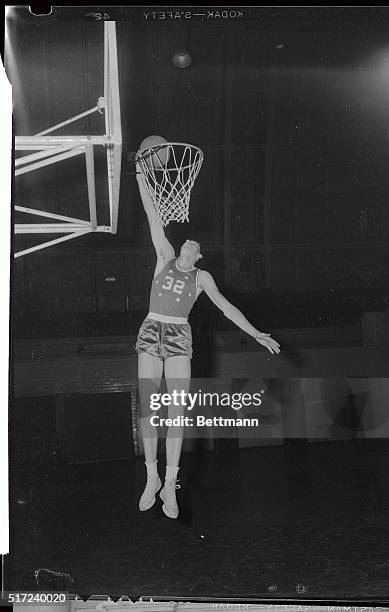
[9,8,389,457]
[5,6,389,599]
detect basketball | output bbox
[138,135,170,170]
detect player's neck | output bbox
[176,254,196,271]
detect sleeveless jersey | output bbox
[149,258,199,318]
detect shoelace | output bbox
[165,479,181,490]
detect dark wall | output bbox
[8,9,389,338]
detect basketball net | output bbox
[137,142,204,227]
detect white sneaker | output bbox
[160,479,181,519]
[139,475,162,511]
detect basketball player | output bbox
[135,167,280,519]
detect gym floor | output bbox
[8,436,389,600]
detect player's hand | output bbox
[254,332,281,355]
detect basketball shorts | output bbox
[136,317,193,360]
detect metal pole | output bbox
[104,22,109,136]
[15,147,85,176]
[15,144,67,151]
[35,105,99,136]
[85,144,98,230]
[15,224,96,234]
[107,21,122,139]
[104,21,122,234]
[15,145,80,167]
[15,205,92,226]
[14,230,91,258]
[16,135,108,146]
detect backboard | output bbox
[13,21,122,258]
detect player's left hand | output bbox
[255,332,281,355]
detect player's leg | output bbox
[138,351,163,461]
[138,351,163,511]
[160,355,191,519]
[165,355,191,466]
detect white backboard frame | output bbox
[14,21,122,258]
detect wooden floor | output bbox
[7,437,389,601]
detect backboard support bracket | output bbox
[14,21,122,258]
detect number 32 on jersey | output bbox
[161,276,186,294]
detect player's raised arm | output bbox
[136,164,175,264]
[198,270,281,355]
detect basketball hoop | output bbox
[136,142,204,227]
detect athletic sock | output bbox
[145,460,158,477]
[165,465,179,482]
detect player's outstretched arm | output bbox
[136,164,175,265]
[198,270,281,355]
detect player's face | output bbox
[180,239,201,261]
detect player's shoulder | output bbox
[197,269,214,286]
